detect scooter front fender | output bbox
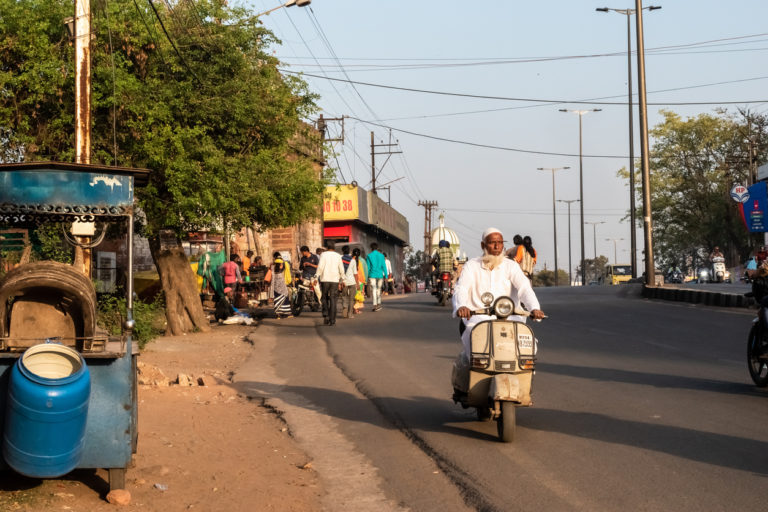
[490,373,532,405]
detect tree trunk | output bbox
[148,236,211,336]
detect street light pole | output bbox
[558,199,580,286]
[560,109,601,286]
[254,0,311,18]
[538,166,570,286]
[596,5,661,280]
[635,0,656,286]
[585,221,606,260]
[606,237,625,264]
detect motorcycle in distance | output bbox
[452,293,545,442]
[432,271,453,306]
[711,256,731,283]
[291,273,320,316]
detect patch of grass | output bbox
[97,293,165,349]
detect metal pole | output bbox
[552,170,558,285]
[635,0,655,285]
[626,11,638,279]
[579,114,585,286]
[558,199,579,286]
[371,131,376,194]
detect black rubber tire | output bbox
[439,290,447,306]
[497,402,516,443]
[747,325,768,387]
[292,292,304,317]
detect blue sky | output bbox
[243,0,768,273]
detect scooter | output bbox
[712,256,728,283]
[452,293,543,442]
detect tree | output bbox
[0,0,327,334]
[575,256,609,284]
[619,110,768,273]
[532,269,569,287]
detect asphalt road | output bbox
[254,287,768,511]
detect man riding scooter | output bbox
[451,228,545,398]
[432,239,455,305]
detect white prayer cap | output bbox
[481,227,503,241]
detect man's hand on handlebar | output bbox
[457,306,472,319]
[530,309,546,320]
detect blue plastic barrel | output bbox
[3,343,91,478]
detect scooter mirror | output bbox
[481,292,494,305]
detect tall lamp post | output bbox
[596,5,661,279]
[560,109,601,286]
[585,221,606,259]
[557,199,580,286]
[538,166,570,286]
[606,237,625,264]
[254,0,311,17]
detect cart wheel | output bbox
[109,468,126,491]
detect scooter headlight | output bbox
[493,297,514,318]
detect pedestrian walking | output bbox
[316,241,345,325]
[366,242,387,311]
[352,248,366,314]
[340,245,357,319]
[271,252,293,319]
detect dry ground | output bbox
[0,323,325,511]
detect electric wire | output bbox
[146,0,203,84]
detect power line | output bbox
[280,70,768,107]
[146,0,202,84]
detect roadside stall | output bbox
[0,161,149,490]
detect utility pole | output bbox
[316,114,344,143]
[418,200,438,273]
[557,199,579,285]
[370,130,401,195]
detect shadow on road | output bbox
[540,362,764,397]
[522,408,768,475]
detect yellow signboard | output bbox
[323,185,360,221]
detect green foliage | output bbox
[30,224,72,263]
[97,293,164,349]
[619,110,768,272]
[405,248,428,280]
[532,268,570,287]
[575,256,610,284]
[0,0,326,237]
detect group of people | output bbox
[269,242,396,324]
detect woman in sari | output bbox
[271,252,293,319]
[352,248,366,314]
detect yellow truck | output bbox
[605,264,632,285]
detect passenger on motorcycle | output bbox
[709,246,724,262]
[299,245,321,300]
[451,228,545,393]
[432,240,455,276]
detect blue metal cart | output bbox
[0,161,149,490]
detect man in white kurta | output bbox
[451,228,545,392]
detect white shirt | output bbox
[316,250,345,283]
[385,258,392,277]
[343,256,358,286]
[452,256,541,356]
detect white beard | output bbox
[481,250,505,269]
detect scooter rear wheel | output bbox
[497,402,516,442]
[747,325,768,387]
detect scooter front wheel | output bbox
[497,401,516,442]
[747,325,768,387]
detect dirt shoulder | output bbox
[0,323,325,511]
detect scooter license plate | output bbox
[518,334,533,349]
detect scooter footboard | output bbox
[490,373,532,405]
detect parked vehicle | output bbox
[452,293,544,442]
[291,274,320,316]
